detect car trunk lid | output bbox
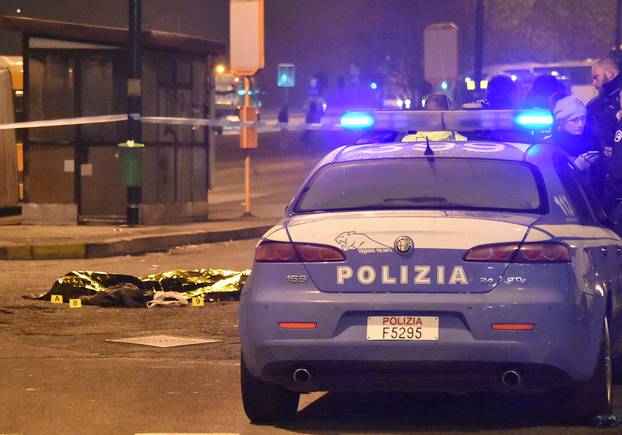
[285,210,539,293]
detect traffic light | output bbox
[277,63,295,87]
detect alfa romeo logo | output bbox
[394,236,414,255]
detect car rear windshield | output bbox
[294,158,545,213]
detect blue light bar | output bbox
[515,109,553,128]
[340,112,375,129]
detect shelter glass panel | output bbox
[28,52,76,143]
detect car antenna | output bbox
[424,136,435,157]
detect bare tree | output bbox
[484,0,614,64]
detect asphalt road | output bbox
[1,240,622,434]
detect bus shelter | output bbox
[3,16,226,224]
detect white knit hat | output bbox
[553,96,586,123]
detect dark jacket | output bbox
[586,73,622,210]
[587,72,622,149]
[550,128,596,158]
[603,117,622,209]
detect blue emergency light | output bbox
[514,108,553,129]
[340,112,375,129]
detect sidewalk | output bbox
[0,146,319,260]
[0,217,276,260]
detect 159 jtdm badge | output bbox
[394,236,414,255]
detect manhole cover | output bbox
[106,335,221,348]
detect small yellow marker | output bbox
[69,299,82,308]
[192,296,204,307]
[50,295,63,304]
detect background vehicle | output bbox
[214,72,262,131]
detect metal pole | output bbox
[127,0,142,226]
[207,56,216,189]
[243,76,252,217]
[279,87,289,148]
[616,0,622,51]
[474,0,484,98]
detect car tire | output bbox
[612,353,622,385]
[559,318,613,424]
[241,355,300,423]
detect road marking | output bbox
[106,335,221,348]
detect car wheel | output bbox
[560,318,613,424]
[612,354,622,384]
[241,355,300,423]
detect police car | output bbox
[239,109,622,424]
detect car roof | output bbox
[332,141,534,163]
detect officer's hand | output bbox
[605,146,613,157]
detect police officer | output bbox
[588,57,622,156]
[603,91,622,230]
[587,57,622,224]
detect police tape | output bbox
[0,114,130,130]
[135,114,344,131]
[0,113,344,131]
[0,109,552,133]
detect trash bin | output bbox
[117,140,144,187]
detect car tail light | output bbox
[463,243,517,262]
[464,242,570,263]
[297,243,345,262]
[515,242,571,263]
[278,322,317,329]
[255,241,345,262]
[255,242,300,262]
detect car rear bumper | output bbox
[260,360,571,393]
[240,282,605,393]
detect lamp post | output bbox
[474,0,484,98]
[126,0,142,226]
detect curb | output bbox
[0,225,272,261]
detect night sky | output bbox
[259,0,474,108]
[0,0,617,109]
[258,0,615,108]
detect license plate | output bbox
[366,316,439,341]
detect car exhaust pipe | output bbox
[292,368,312,385]
[501,370,521,386]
